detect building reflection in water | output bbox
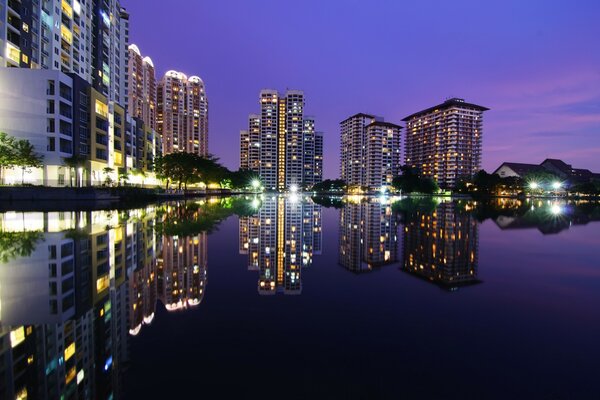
[338,197,399,273]
[239,196,322,295]
[0,203,208,399]
[401,200,480,290]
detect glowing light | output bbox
[380,186,387,195]
[550,204,563,216]
[290,184,299,193]
[251,179,261,190]
[552,181,562,190]
[529,182,539,190]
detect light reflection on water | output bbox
[0,196,598,399]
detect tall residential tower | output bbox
[402,98,489,189]
[340,113,401,192]
[157,71,209,156]
[240,90,323,191]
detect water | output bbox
[0,196,599,399]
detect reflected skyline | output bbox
[239,196,322,295]
[0,197,599,398]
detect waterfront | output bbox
[1,196,599,399]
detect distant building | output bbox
[340,113,401,192]
[403,98,489,189]
[493,159,600,185]
[239,90,323,191]
[157,71,209,156]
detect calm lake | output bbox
[1,195,599,399]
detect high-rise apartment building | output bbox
[402,98,489,189]
[240,89,323,191]
[340,113,401,192]
[127,44,156,130]
[157,71,208,156]
[0,0,137,186]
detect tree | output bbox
[130,168,147,187]
[103,167,114,186]
[311,179,346,193]
[118,168,129,187]
[393,166,440,194]
[63,155,87,187]
[0,132,17,184]
[13,139,43,185]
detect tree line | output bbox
[154,152,258,191]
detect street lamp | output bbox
[251,179,261,192]
[552,181,562,190]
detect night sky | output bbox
[125,0,600,178]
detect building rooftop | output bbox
[402,98,490,121]
[340,113,378,124]
[366,121,403,130]
[493,162,546,176]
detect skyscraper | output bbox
[340,113,402,192]
[157,71,209,156]
[402,98,489,189]
[127,44,156,130]
[240,90,323,191]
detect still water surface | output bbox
[0,196,599,399]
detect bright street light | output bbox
[552,181,562,190]
[290,184,299,193]
[251,179,261,189]
[529,182,539,190]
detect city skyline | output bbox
[124,0,600,178]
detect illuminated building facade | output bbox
[402,201,480,289]
[0,0,94,79]
[338,198,399,273]
[340,113,401,192]
[127,44,156,130]
[157,71,209,156]
[240,90,323,191]
[402,98,489,189]
[158,233,208,310]
[0,209,142,399]
[239,196,322,294]
[0,0,155,187]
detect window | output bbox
[49,246,59,261]
[47,100,55,114]
[47,118,55,133]
[49,263,57,277]
[59,138,72,154]
[47,137,56,152]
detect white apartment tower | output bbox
[157,71,209,156]
[340,113,402,191]
[127,44,156,129]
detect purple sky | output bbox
[125,0,600,178]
